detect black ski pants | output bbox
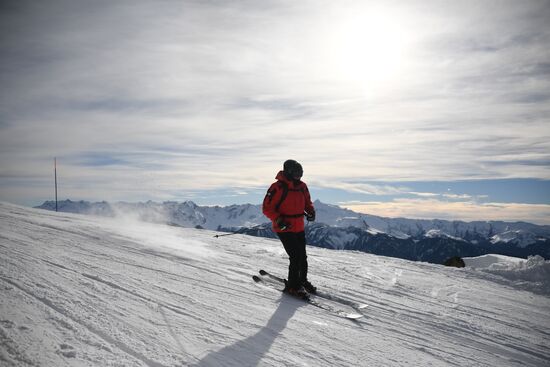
[277,231,308,289]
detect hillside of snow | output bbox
[1,202,549,366]
[463,254,550,294]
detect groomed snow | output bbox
[1,202,549,366]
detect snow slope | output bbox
[1,202,549,366]
[464,254,526,269]
[464,254,550,294]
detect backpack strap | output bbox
[275,181,289,212]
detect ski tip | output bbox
[346,313,364,320]
[259,269,268,275]
[252,275,262,283]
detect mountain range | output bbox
[36,199,550,263]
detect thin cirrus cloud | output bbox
[0,0,549,223]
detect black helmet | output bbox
[283,159,303,179]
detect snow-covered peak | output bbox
[424,229,465,242]
[490,230,540,248]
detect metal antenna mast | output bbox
[54,158,58,212]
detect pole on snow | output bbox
[213,223,269,238]
[54,157,58,212]
[213,232,240,238]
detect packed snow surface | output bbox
[1,202,549,366]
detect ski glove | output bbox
[305,210,316,222]
[276,217,291,231]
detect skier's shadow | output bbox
[196,296,303,367]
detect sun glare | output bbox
[322,9,412,93]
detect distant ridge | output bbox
[36,199,550,263]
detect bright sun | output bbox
[321,9,413,93]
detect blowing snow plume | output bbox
[1,202,549,366]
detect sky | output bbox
[1,0,550,225]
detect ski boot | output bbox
[286,286,310,300]
[302,280,317,294]
[283,280,310,300]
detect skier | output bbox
[262,159,317,299]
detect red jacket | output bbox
[263,171,315,233]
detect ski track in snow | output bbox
[0,202,549,366]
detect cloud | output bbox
[314,181,411,196]
[408,192,440,198]
[1,0,549,209]
[341,198,550,225]
[441,193,473,200]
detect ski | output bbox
[252,275,363,320]
[259,269,368,311]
